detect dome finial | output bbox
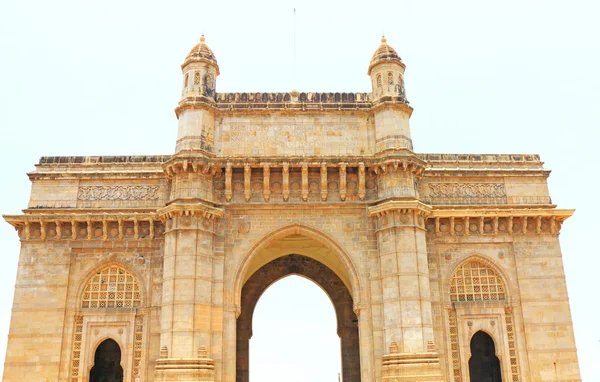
[381,35,387,44]
[200,34,206,44]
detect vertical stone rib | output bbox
[282,163,290,201]
[244,164,251,202]
[225,163,232,202]
[301,163,309,201]
[339,163,347,201]
[358,163,366,200]
[263,164,270,202]
[320,163,328,201]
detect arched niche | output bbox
[469,331,502,382]
[89,338,124,382]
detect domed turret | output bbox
[368,36,414,155]
[175,35,219,154]
[183,35,219,71]
[180,35,219,100]
[368,36,404,75]
[368,36,407,103]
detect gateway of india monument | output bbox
[2,36,582,382]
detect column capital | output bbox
[157,202,223,222]
[367,200,432,218]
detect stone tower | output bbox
[367,37,444,381]
[155,36,221,381]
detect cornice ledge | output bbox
[429,208,574,219]
[157,203,223,221]
[370,99,413,116]
[367,200,432,218]
[175,97,216,118]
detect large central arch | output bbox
[236,254,360,382]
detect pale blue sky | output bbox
[0,0,599,381]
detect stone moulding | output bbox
[427,208,574,236]
[78,185,160,201]
[3,212,164,241]
[157,203,223,220]
[367,200,433,218]
[382,344,444,382]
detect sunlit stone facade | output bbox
[2,36,582,381]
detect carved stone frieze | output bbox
[428,183,506,198]
[78,185,160,201]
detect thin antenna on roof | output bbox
[293,7,297,89]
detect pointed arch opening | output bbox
[89,338,124,382]
[237,254,360,382]
[469,331,502,382]
[234,224,363,310]
[250,275,342,381]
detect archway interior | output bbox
[241,234,353,295]
[250,275,342,382]
[469,331,502,382]
[90,338,124,382]
[237,254,360,382]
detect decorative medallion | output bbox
[271,181,282,192]
[238,222,250,234]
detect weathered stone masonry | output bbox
[2,36,581,381]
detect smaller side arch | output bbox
[89,338,124,382]
[468,331,502,382]
[87,336,126,370]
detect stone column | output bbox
[155,208,220,382]
[369,196,443,381]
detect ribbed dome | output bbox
[183,35,219,73]
[368,36,404,74]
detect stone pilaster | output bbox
[369,199,443,381]
[155,201,222,381]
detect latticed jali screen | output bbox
[81,265,141,308]
[450,261,506,302]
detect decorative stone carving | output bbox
[238,222,250,234]
[428,183,505,198]
[78,185,160,201]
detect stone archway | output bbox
[90,338,124,382]
[236,254,360,382]
[469,331,502,382]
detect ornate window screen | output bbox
[450,261,506,302]
[81,265,141,308]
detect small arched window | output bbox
[81,265,141,308]
[376,74,382,87]
[194,72,201,85]
[387,72,394,85]
[450,260,506,302]
[184,73,189,87]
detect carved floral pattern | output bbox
[428,183,505,198]
[78,186,160,201]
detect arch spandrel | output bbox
[232,224,364,311]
